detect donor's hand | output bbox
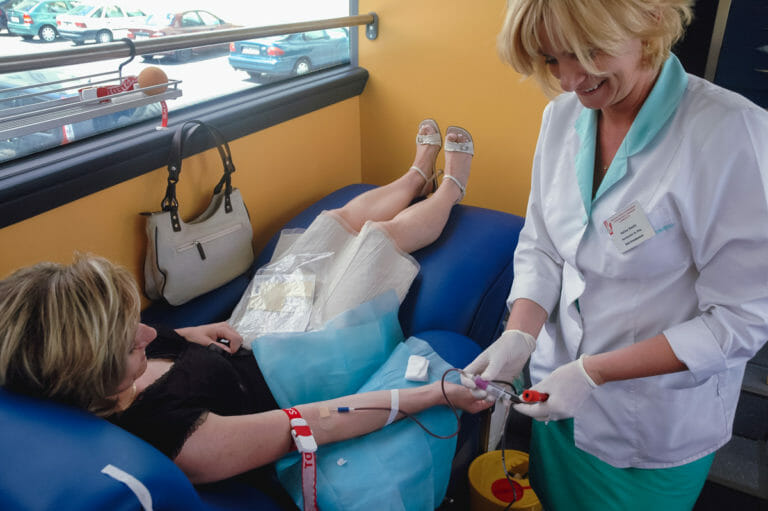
[176,322,244,354]
[439,382,495,414]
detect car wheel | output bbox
[174,49,192,62]
[96,30,113,44]
[39,25,57,42]
[293,58,311,76]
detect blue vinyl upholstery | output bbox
[0,184,524,510]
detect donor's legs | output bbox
[329,120,474,253]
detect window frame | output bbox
[0,2,365,229]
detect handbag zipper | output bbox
[176,223,244,260]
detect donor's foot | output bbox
[442,126,473,203]
[409,119,442,197]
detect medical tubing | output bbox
[346,372,528,505]
[335,368,463,440]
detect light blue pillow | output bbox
[276,337,461,511]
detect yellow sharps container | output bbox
[468,450,542,511]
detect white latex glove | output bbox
[462,329,536,400]
[513,355,598,421]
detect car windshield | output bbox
[144,13,173,26]
[67,3,93,15]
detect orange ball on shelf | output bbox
[138,66,168,96]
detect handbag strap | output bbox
[161,120,238,232]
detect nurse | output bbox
[464,0,768,509]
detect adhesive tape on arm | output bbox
[405,355,429,382]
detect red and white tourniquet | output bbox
[283,407,319,511]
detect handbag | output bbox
[143,120,255,305]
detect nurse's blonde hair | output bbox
[498,0,693,96]
[0,254,140,416]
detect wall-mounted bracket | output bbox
[366,12,379,40]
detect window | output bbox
[197,10,221,27]
[0,1,366,227]
[1,1,353,163]
[45,2,70,14]
[305,30,328,41]
[104,6,123,18]
[181,11,203,28]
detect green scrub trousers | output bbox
[529,419,714,510]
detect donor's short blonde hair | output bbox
[0,254,140,416]
[499,0,693,96]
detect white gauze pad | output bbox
[405,355,429,382]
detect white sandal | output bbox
[442,125,474,202]
[409,118,442,196]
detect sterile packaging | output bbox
[228,251,333,344]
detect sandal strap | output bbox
[409,165,429,182]
[416,132,442,146]
[445,138,474,155]
[411,166,440,197]
[442,174,466,203]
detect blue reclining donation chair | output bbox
[0,184,524,510]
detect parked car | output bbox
[126,10,237,62]
[0,0,23,32]
[228,28,350,82]
[6,0,78,42]
[56,2,146,44]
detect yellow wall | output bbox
[357,0,549,216]
[0,99,362,289]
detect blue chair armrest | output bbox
[0,388,207,511]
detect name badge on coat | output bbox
[603,201,655,253]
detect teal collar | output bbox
[574,54,688,216]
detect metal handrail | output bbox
[0,13,378,74]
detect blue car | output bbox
[6,0,77,42]
[228,28,350,81]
